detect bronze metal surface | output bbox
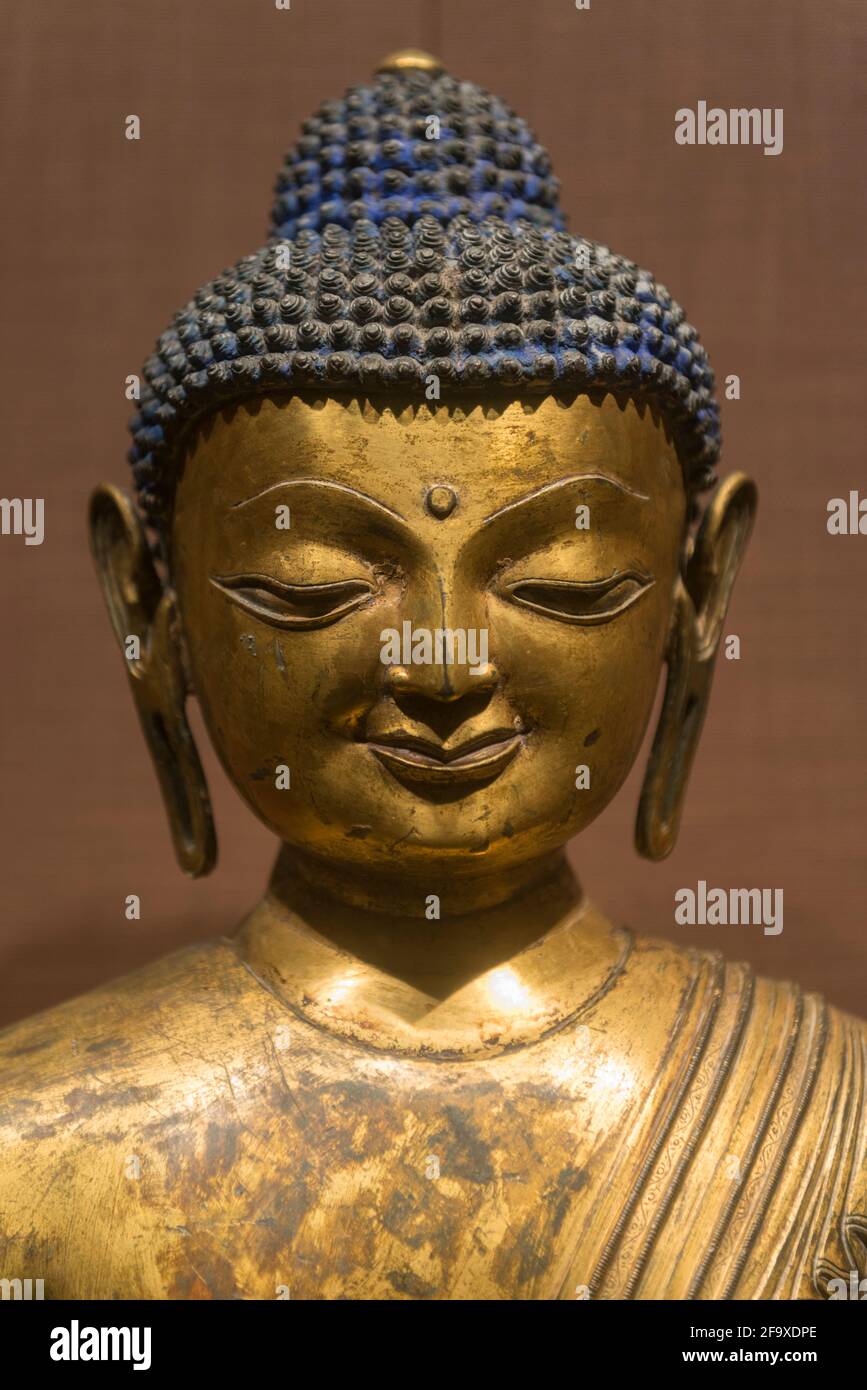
[1,389,864,1299]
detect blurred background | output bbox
[1,0,865,1025]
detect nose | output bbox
[381,566,498,713]
[384,660,499,745]
[385,659,498,703]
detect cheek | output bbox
[177,579,393,827]
[492,584,670,809]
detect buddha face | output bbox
[168,392,687,881]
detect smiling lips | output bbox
[368,730,523,786]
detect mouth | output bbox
[367,729,523,786]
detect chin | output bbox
[364,812,560,872]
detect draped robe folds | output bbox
[0,923,864,1300]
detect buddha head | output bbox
[91,51,756,898]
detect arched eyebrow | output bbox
[230,478,407,523]
[480,473,649,526]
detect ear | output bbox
[635,472,758,861]
[88,483,216,877]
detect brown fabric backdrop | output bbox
[1,0,865,1026]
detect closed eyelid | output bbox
[211,572,371,591]
[210,573,374,629]
[502,571,655,624]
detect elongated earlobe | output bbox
[636,472,757,861]
[89,484,216,877]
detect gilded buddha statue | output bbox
[1,51,864,1302]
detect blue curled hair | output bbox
[128,61,720,551]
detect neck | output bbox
[266,844,580,994]
[281,841,576,914]
[234,845,631,1059]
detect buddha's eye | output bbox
[211,573,374,629]
[502,571,654,625]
